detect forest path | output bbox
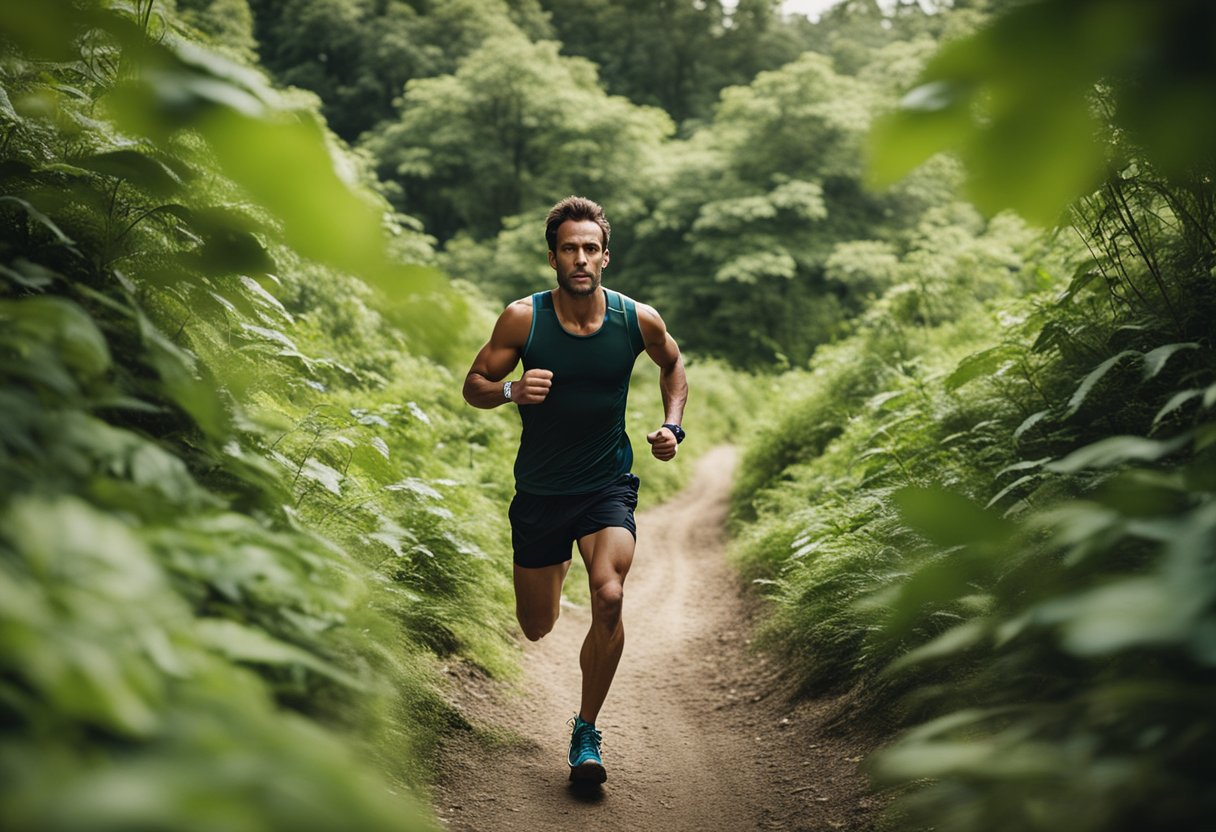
[431,446,881,832]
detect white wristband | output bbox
[503,380,513,400]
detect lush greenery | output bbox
[8,0,1215,830]
[734,1,1216,830]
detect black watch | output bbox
[662,423,685,444]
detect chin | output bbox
[563,279,600,296]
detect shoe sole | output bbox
[569,761,607,784]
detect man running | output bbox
[462,196,687,785]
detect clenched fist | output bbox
[510,368,553,405]
[646,426,678,461]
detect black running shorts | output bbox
[509,474,640,569]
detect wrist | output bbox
[503,380,513,401]
[662,423,685,444]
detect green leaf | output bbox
[1036,576,1197,656]
[299,458,343,496]
[0,85,22,123]
[194,619,361,689]
[945,345,1019,392]
[196,227,275,275]
[1046,434,1190,473]
[1056,259,1103,303]
[77,149,183,196]
[0,296,112,381]
[894,487,1014,548]
[135,310,227,438]
[0,195,78,250]
[1152,389,1203,430]
[890,618,989,670]
[0,258,58,289]
[866,80,973,188]
[996,457,1053,478]
[986,474,1039,509]
[1141,342,1199,380]
[1063,350,1140,418]
[1013,409,1051,442]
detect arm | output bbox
[638,303,687,461]
[462,300,553,408]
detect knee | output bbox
[519,611,557,642]
[592,581,624,624]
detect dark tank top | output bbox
[514,288,645,495]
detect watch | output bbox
[662,423,685,444]
[503,380,513,400]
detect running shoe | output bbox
[567,714,607,784]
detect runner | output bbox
[462,195,687,784]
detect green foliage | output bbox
[609,41,975,369]
[363,31,673,242]
[541,0,811,126]
[0,2,525,828]
[176,0,258,62]
[735,2,1216,829]
[247,0,554,140]
[869,0,1216,224]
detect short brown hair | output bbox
[544,196,611,252]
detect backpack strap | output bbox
[523,291,549,359]
[611,290,645,357]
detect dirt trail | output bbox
[433,446,882,832]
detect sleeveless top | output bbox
[514,288,646,495]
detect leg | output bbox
[575,526,635,724]
[514,560,570,641]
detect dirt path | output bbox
[432,446,883,831]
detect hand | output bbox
[511,368,553,405]
[646,426,678,461]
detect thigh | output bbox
[577,526,636,588]
[514,560,570,617]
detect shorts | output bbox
[509,474,640,569]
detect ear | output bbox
[602,248,610,268]
[547,249,557,270]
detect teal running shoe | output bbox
[567,715,606,784]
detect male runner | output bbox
[462,196,687,784]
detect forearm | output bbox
[658,356,688,425]
[463,371,513,409]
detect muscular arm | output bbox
[462,300,552,408]
[638,303,687,460]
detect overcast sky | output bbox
[769,1,941,21]
[779,0,847,19]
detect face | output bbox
[548,219,609,297]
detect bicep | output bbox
[638,304,680,369]
[468,304,529,380]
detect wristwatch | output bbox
[662,423,685,444]
[503,380,513,400]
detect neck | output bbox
[553,286,604,326]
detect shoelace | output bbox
[569,719,602,759]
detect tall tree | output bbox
[246,0,553,139]
[361,31,672,241]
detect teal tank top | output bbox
[514,288,646,495]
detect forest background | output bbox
[2,0,1214,830]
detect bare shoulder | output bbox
[633,299,669,342]
[504,294,535,320]
[493,295,535,342]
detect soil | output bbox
[431,446,887,832]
